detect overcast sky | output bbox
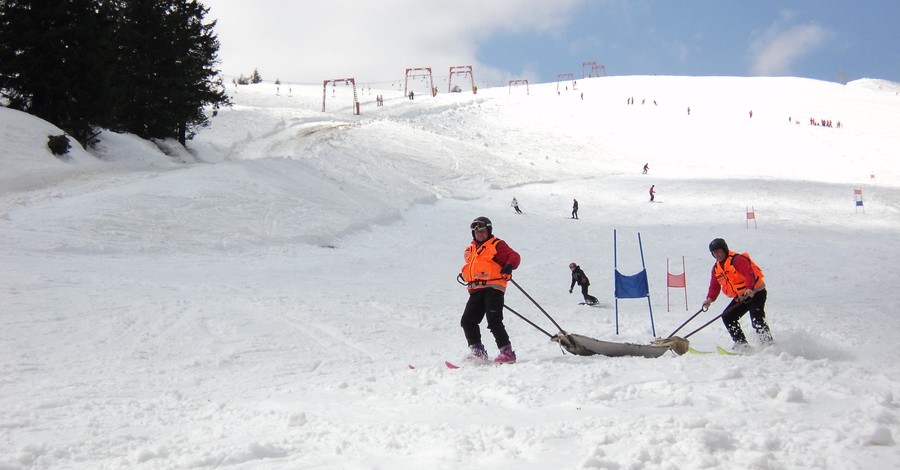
[207,0,900,88]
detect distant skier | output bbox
[569,262,598,305]
[643,163,649,174]
[458,216,520,364]
[702,238,773,349]
[649,185,655,202]
[511,197,523,214]
[571,199,579,219]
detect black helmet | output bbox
[470,216,492,237]
[569,262,577,269]
[709,238,729,253]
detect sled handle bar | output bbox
[665,305,708,339]
[509,278,566,333]
[680,300,747,340]
[503,304,555,338]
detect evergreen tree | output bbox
[1,0,229,147]
[0,0,116,145]
[164,0,230,144]
[250,68,262,84]
[110,0,229,145]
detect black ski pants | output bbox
[721,289,772,344]
[579,284,597,304]
[461,288,510,349]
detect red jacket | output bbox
[492,239,521,269]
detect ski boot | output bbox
[494,344,517,364]
[464,343,490,364]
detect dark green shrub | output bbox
[48,134,71,156]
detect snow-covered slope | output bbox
[1,75,899,469]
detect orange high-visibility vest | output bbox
[461,237,508,292]
[714,251,765,298]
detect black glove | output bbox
[569,289,573,294]
[500,264,513,275]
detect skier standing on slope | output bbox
[702,238,774,349]
[649,185,656,202]
[569,262,598,305]
[571,198,579,219]
[458,216,521,363]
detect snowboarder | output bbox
[569,262,598,305]
[649,185,655,202]
[702,238,773,349]
[511,197,523,214]
[571,199,579,219]
[643,163,649,174]
[458,216,521,364]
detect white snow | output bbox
[2,75,899,469]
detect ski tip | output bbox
[716,346,741,356]
[444,361,460,369]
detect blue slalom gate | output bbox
[613,230,656,336]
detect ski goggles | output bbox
[470,221,490,230]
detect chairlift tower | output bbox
[449,65,476,94]
[508,79,529,95]
[405,67,435,97]
[322,78,360,115]
[582,62,607,78]
[556,73,575,92]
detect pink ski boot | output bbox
[494,344,517,364]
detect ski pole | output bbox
[664,306,708,339]
[509,278,566,333]
[503,304,554,338]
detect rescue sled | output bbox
[502,279,674,359]
[551,332,670,359]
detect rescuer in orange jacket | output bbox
[459,216,521,364]
[702,238,773,348]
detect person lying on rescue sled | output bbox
[702,238,774,350]
[459,216,521,364]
